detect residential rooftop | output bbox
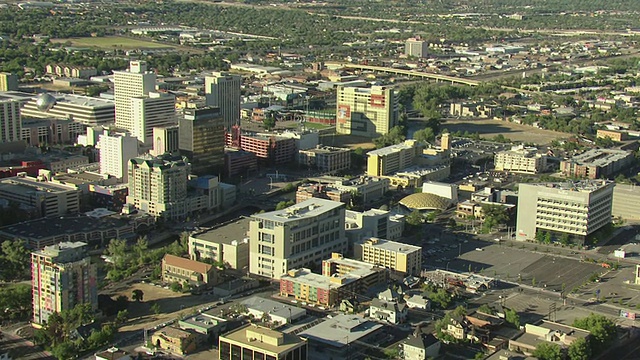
[298,314,382,347]
[251,198,343,223]
[358,237,420,254]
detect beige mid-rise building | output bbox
[219,325,308,360]
[516,180,614,245]
[113,60,156,135]
[249,198,347,279]
[354,237,422,275]
[494,145,546,174]
[367,140,423,177]
[336,85,398,137]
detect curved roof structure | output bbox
[399,193,450,211]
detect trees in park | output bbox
[573,313,617,354]
[568,337,592,360]
[132,289,144,302]
[373,126,406,148]
[0,239,30,281]
[480,204,509,233]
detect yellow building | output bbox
[161,254,219,287]
[0,72,18,91]
[354,237,422,275]
[336,85,398,137]
[367,140,423,177]
[219,325,308,360]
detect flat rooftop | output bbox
[34,241,87,256]
[566,148,631,167]
[222,324,305,353]
[251,198,343,223]
[241,297,306,320]
[179,313,226,330]
[52,93,114,107]
[191,217,250,245]
[367,141,416,157]
[298,314,382,347]
[300,146,350,154]
[0,176,77,195]
[0,91,34,102]
[53,172,108,185]
[358,237,421,254]
[524,179,613,193]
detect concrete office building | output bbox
[355,237,422,275]
[126,155,190,219]
[20,93,115,127]
[0,73,19,91]
[31,242,97,324]
[298,146,351,174]
[113,61,156,133]
[367,140,423,177]
[21,118,84,147]
[179,107,225,175]
[612,183,640,221]
[516,180,614,244]
[130,92,177,146]
[560,149,633,179]
[249,198,348,279]
[405,37,428,58]
[494,145,547,174]
[336,85,398,137]
[97,129,139,182]
[188,218,250,270]
[219,325,308,360]
[0,99,21,143]
[0,174,80,218]
[150,125,179,156]
[345,209,405,243]
[205,72,241,130]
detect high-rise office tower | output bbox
[405,37,428,58]
[336,86,398,137]
[204,72,241,131]
[97,129,139,183]
[0,99,21,143]
[179,107,225,175]
[130,92,177,146]
[114,61,176,146]
[31,242,97,324]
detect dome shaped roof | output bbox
[399,193,450,211]
[35,93,57,112]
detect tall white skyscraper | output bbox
[205,72,241,130]
[113,61,176,146]
[0,99,21,143]
[97,129,138,183]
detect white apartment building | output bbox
[249,198,347,279]
[97,130,138,183]
[0,99,21,143]
[205,72,241,130]
[405,37,428,58]
[516,180,614,244]
[126,155,190,219]
[494,145,547,174]
[336,85,398,137]
[354,237,422,275]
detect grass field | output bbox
[51,36,174,50]
[439,118,567,145]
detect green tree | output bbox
[263,115,276,130]
[428,288,453,309]
[51,341,76,360]
[481,204,509,232]
[115,309,128,325]
[413,127,435,143]
[275,200,295,210]
[573,313,617,353]
[543,231,552,244]
[533,342,563,360]
[559,233,571,245]
[505,308,520,328]
[406,210,423,226]
[170,282,183,292]
[373,126,406,148]
[0,284,32,321]
[0,239,30,281]
[568,337,592,360]
[478,304,494,314]
[132,289,144,302]
[151,302,161,315]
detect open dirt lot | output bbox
[50,36,175,50]
[440,118,568,145]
